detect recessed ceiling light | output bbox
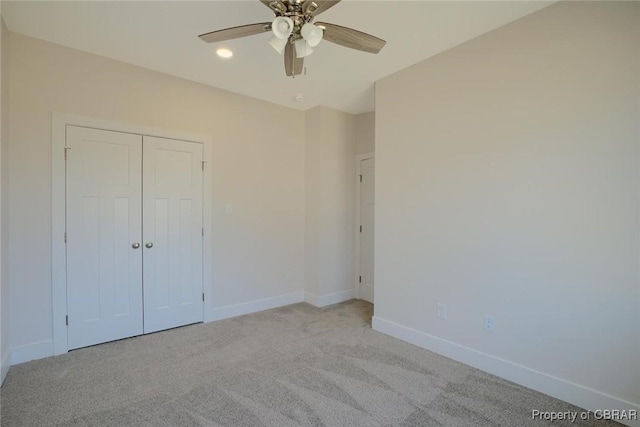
[216,48,233,59]
[294,94,304,101]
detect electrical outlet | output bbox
[484,315,495,332]
[437,303,448,320]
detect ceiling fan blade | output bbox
[284,41,304,77]
[198,23,271,43]
[305,1,341,17]
[316,22,386,54]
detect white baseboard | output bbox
[372,316,640,427]
[205,291,304,322]
[1,349,10,385]
[10,340,53,365]
[305,289,355,308]
[9,293,305,365]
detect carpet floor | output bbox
[0,300,617,426]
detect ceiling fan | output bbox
[198,0,386,77]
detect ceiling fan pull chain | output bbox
[292,38,297,78]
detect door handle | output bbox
[131,243,140,249]
[145,242,154,249]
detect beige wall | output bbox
[355,111,375,155]
[0,15,10,383]
[305,106,356,305]
[8,34,305,355]
[375,0,639,411]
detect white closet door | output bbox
[66,126,143,350]
[359,158,375,303]
[142,136,203,333]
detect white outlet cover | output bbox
[437,303,448,320]
[484,315,495,332]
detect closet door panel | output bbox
[66,126,143,350]
[143,136,203,333]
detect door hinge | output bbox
[202,293,205,302]
[202,228,204,237]
[202,161,205,171]
[65,315,68,326]
[64,232,67,243]
[64,146,71,160]
[360,225,362,233]
[359,276,362,283]
[359,174,362,182]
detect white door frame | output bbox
[354,152,374,300]
[51,112,213,355]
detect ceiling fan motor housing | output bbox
[270,0,317,31]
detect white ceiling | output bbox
[2,1,552,114]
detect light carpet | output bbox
[0,300,617,426]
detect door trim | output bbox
[51,112,213,355]
[354,152,374,300]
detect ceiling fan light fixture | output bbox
[295,38,313,58]
[301,23,323,47]
[272,16,294,39]
[269,35,288,54]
